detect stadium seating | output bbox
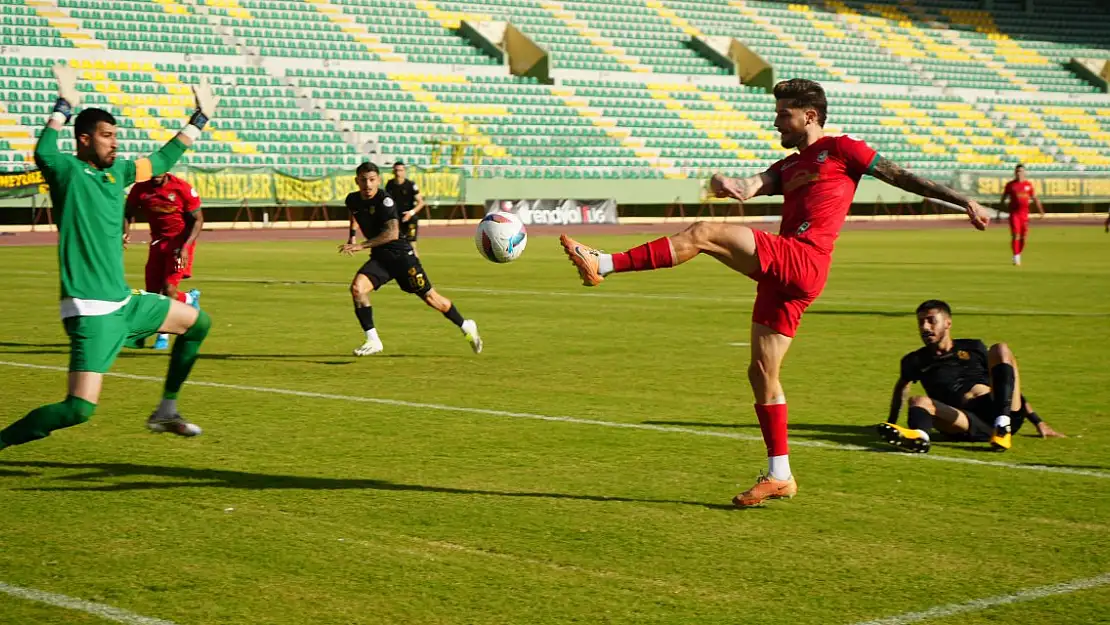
[0,0,1108,178]
[0,56,362,176]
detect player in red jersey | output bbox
[559,79,990,507]
[125,173,203,349]
[999,164,1043,266]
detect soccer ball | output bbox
[475,211,528,263]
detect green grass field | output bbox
[0,226,1108,625]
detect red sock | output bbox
[1017,238,1026,254]
[1011,238,1020,255]
[611,237,674,273]
[173,291,189,303]
[754,403,789,457]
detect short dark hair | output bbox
[773,79,827,127]
[74,108,116,139]
[916,300,951,316]
[392,160,405,169]
[356,162,379,176]
[1015,163,1025,170]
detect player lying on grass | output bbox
[0,65,218,451]
[340,162,482,356]
[877,299,1064,454]
[558,78,992,507]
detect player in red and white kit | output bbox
[126,173,203,350]
[559,79,991,507]
[999,164,1044,266]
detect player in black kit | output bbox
[341,162,481,356]
[385,161,425,257]
[877,300,1063,453]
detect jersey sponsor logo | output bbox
[783,171,820,194]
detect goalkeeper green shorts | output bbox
[64,291,172,373]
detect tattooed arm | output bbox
[870,157,990,230]
[709,170,781,201]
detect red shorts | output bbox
[1009,213,1029,237]
[748,230,830,338]
[145,239,196,292]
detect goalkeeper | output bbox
[0,64,219,448]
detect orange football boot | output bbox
[559,234,603,287]
[732,472,798,507]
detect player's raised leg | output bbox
[986,342,1023,451]
[350,272,383,356]
[421,288,481,354]
[560,221,761,286]
[147,297,209,436]
[734,323,799,506]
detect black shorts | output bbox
[936,395,1025,442]
[357,251,432,297]
[402,220,419,242]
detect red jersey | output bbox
[126,174,200,242]
[1003,179,1035,216]
[768,135,878,255]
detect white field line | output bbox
[4,269,1108,317]
[0,581,178,625]
[1,360,1107,480]
[850,572,1110,625]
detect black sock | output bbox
[907,406,933,431]
[442,303,464,327]
[991,363,1016,418]
[354,305,375,331]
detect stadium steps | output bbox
[302,0,405,62]
[202,0,253,19]
[549,85,683,177]
[395,74,510,159]
[24,0,106,49]
[644,0,703,38]
[728,0,858,83]
[539,0,652,73]
[823,0,941,86]
[412,0,490,30]
[150,0,191,16]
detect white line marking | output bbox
[1,360,1106,480]
[3,269,1108,316]
[0,581,179,625]
[728,342,750,347]
[850,572,1110,625]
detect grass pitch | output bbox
[0,226,1107,625]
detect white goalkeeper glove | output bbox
[51,63,80,123]
[189,78,220,131]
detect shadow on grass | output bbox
[643,420,885,449]
[0,461,744,511]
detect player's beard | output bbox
[780,131,803,149]
[96,151,116,169]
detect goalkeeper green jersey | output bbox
[35,127,189,317]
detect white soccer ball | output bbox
[475,211,528,263]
